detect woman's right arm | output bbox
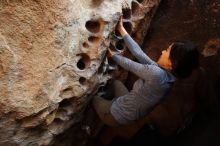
[117,17,157,65]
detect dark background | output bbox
[122,0,220,145]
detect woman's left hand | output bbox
[107,48,121,58]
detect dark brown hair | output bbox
[169,41,199,78]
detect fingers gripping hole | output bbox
[76,53,91,70]
[85,20,101,33]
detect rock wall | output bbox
[0,0,160,145]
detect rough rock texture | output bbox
[0,0,160,145]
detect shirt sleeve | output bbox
[112,54,160,80]
[123,34,157,65]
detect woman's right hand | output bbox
[116,16,128,37]
[117,16,124,32]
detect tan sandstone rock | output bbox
[0,0,160,145]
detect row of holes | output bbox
[122,1,145,19]
[90,1,145,21]
[76,19,103,85]
[57,0,144,126]
[80,19,103,70]
[76,53,90,85]
[79,0,141,83]
[73,0,145,111]
[113,1,142,53]
[78,19,102,71]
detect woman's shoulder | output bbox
[150,65,175,81]
[141,64,165,79]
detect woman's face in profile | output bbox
[157,45,172,70]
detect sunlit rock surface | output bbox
[0,0,160,145]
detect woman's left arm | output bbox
[112,54,159,80]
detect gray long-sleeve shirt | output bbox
[110,34,176,125]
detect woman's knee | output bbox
[92,96,120,127]
[112,80,129,97]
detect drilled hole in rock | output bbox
[59,99,72,108]
[122,8,131,19]
[123,21,133,34]
[53,118,63,124]
[132,1,140,15]
[63,87,72,92]
[91,0,103,7]
[116,40,125,50]
[83,42,89,48]
[77,53,91,70]
[85,20,101,33]
[88,36,100,44]
[77,59,85,70]
[79,77,86,85]
[137,0,144,3]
